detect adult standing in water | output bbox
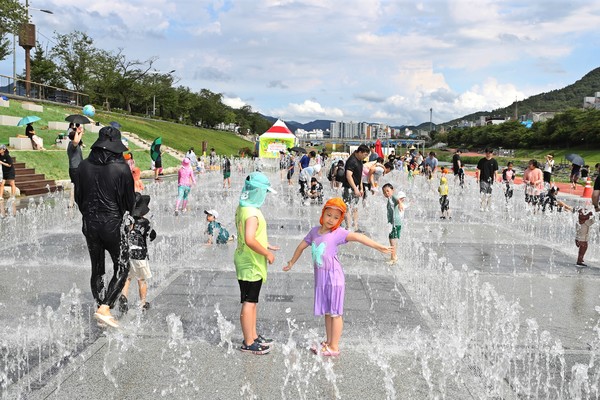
[75,126,135,328]
[476,148,499,212]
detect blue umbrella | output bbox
[17,116,41,126]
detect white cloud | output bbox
[270,100,344,120]
[6,0,598,126]
[222,97,247,109]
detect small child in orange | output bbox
[132,167,144,192]
[575,209,594,267]
[560,202,595,267]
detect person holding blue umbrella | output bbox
[17,116,43,150]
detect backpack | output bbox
[216,225,230,244]
[335,166,345,180]
[327,163,336,181]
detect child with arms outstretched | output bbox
[283,197,392,356]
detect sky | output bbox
[2,0,600,126]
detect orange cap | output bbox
[320,197,347,231]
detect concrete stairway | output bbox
[13,158,62,196]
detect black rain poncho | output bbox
[75,148,135,307]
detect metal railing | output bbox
[0,73,89,106]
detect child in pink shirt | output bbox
[523,159,544,206]
[175,158,196,215]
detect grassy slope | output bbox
[0,100,253,180]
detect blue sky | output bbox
[2,0,599,125]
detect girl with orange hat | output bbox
[283,197,392,356]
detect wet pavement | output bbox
[2,169,600,399]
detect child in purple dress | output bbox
[283,197,391,356]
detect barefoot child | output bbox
[235,172,279,355]
[560,202,595,266]
[283,197,392,356]
[119,193,156,312]
[381,183,406,263]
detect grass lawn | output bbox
[0,99,252,180]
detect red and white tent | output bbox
[259,119,297,158]
[261,119,294,137]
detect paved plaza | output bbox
[2,170,600,399]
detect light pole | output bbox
[18,0,53,97]
[150,69,175,116]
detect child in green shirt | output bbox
[382,183,406,264]
[234,172,279,355]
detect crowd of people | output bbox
[4,122,599,355]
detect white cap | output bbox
[397,191,407,199]
[204,209,219,218]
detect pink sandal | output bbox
[311,341,329,354]
[320,345,340,357]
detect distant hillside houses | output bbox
[295,128,325,139]
[215,122,239,132]
[584,92,600,110]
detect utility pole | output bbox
[429,108,433,134]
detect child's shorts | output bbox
[389,225,402,240]
[177,185,191,200]
[129,259,153,280]
[238,279,263,303]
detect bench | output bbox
[55,137,70,149]
[0,115,22,126]
[21,103,43,112]
[48,121,70,130]
[85,124,102,133]
[9,137,44,150]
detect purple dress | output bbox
[303,226,350,316]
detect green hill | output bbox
[0,99,254,180]
[444,67,600,125]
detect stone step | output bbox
[14,173,45,183]
[20,185,61,196]
[17,180,56,189]
[14,167,35,175]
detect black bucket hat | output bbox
[132,193,151,217]
[91,126,128,153]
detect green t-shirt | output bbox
[387,194,403,226]
[234,206,268,282]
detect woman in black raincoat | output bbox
[75,126,135,328]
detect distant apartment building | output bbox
[329,121,398,139]
[584,92,600,110]
[478,116,508,126]
[329,121,370,139]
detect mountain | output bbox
[261,115,334,132]
[442,66,600,126]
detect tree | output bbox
[87,49,121,111]
[0,32,10,62]
[192,89,226,128]
[111,49,155,113]
[0,0,27,62]
[0,0,27,33]
[51,31,97,92]
[30,42,64,88]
